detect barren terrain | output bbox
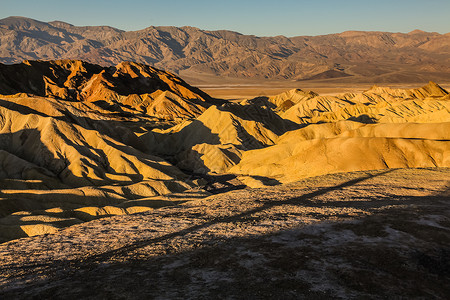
[0,168,449,298]
[0,57,448,298]
[201,81,450,100]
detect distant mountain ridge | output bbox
[1,16,450,82]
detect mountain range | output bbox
[1,16,449,83]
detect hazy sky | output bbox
[1,0,449,36]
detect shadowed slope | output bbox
[144,102,298,173]
[0,92,203,242]
[250,82,450,124]
[231,127,450,183]
[231,83,450,183]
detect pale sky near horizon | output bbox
[1,0,449,36]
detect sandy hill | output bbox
[145,102,297,173]
[229,82,450,184]
[231,121,450,183]
[0,61,216,242]
[142,81,449,186]
[274,82,450,124]
[1,17,449,83]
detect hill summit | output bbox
[0,60,213,119]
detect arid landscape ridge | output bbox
[1,16,450,84]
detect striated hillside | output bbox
[1,17,450,82]
[0,60,213,119]
[229,82,450,184]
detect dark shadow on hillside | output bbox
[145,119,222,157]
[90,100,139,117]
[0,60,103,97]
[0,189,122,218]
[0,60,224,110]
[0,98,151,152]
[217,102,301,134]
[0,128,124,215]
[250,175,282,186]
[0,99,49,117]
[347,114,377,124]
[0,129,66,184]
[244,96,277,110]
[103,63,215,103]
[201,173,247,194]
[0,127,183,190]
[188,172,281,194]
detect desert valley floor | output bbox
[0,59,448,298]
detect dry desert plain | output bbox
[193,75,450,100]
[0,59,448,298]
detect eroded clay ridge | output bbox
[0,59,213,119]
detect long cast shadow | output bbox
[1,182,449,299]
[79,169,394,263]
[0,170,393,274]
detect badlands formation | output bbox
[0,59,448,297]
[0,59,448,243]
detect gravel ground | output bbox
[0,168,449,299]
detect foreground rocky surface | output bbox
[0,168,449,298]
